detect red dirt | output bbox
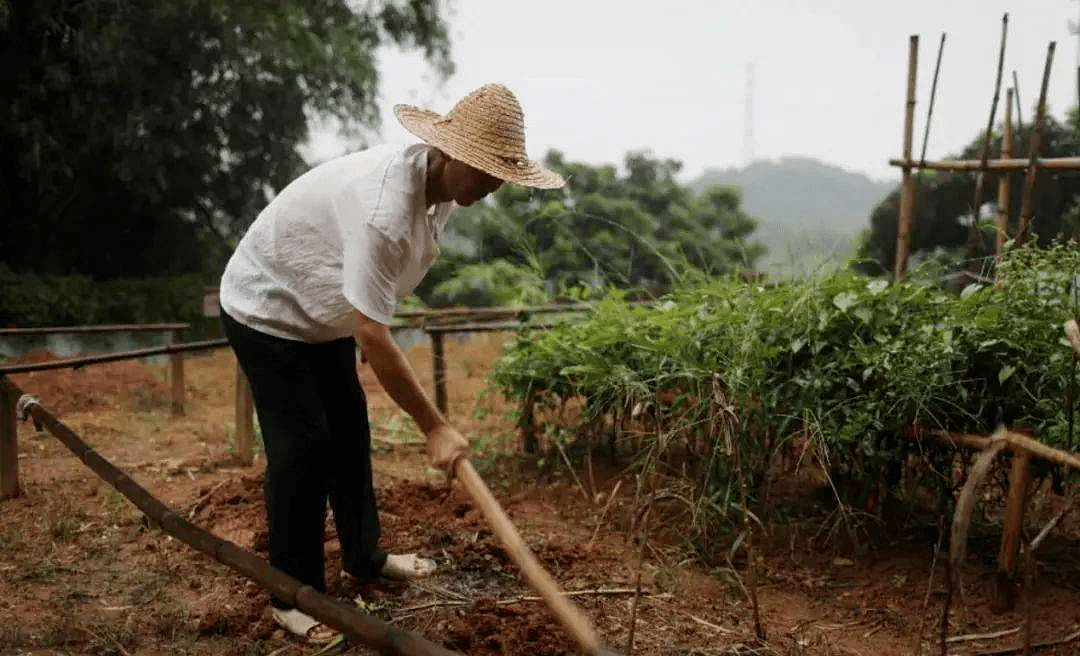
[2,335,1080,655]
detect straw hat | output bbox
[394,83,566,189]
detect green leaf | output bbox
[960,283,984,298]
[866,279,889,295]
[833,292,858,312]
[998,364,1016,384]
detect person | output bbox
[218,83,566,644]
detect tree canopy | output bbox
[855,110,1080,276]
[0,0,451,279]
[416,150,765,306]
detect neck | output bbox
[425,147,450,207]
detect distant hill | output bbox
[692,157,896,277]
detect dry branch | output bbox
[915,428,1080,471]
[397,588,661,615]
[974,625,1080,655]
[1065,319,1080,355]
[950,440,1007,593]
[946,626,1019,643]
[587,479,623,550]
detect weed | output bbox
[379,409,419,444]
[225,415,265,460]
[49,513,80,541]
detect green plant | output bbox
[490,243,1080,561]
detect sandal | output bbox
[272,607,338,645]
[380,553,436,580]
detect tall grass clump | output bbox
[490,244,1080,560]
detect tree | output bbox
[415,150,764,306]
[0,0,451,279]
[856,111,1080,276]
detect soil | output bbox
[2,333,1080,655]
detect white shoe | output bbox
[271,607,337,645]
[381,553,436,579]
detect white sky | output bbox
[309,0,1080,183]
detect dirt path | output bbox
[2,335,1079,655]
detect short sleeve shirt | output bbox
[220,143,452,342]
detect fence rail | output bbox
[0,322,190,336]
[0,305,608,494]
[0,338,227,375]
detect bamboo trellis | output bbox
[891,20,1078,281]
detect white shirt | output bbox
[220,143,453,342]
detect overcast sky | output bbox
[308,0,1080,183]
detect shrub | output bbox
[490,244,1080,557]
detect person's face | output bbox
[443,158,503,206]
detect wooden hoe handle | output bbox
[454,459,620,656]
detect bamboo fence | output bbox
[891,19,1078,280]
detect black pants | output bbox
[221,310,386,608]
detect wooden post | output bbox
[169,329,185,418]
[992,448,1031,611]
[429,330,448,418]
[0,376,20,499]
[995,87,1014,258]
[894,35,919,282]
[234,363,254,466]
[1016,42,1056,246]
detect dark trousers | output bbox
[221,310,386,608]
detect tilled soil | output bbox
[2,337,1080,655]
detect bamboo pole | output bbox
[996,88,1015,257]
[894,35,919,282]
[890,156,1080,172]
[891,155,1080,172]
[1016,42,1057,245]
[967,14,1009,260]
[0,377,459,656]
[993,448,1031,612]
[1012,70,1024,130]
[918,33,947,170]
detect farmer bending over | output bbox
[218,83,565,644]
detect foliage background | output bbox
[0,0,452,281]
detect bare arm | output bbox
[354,310,469,472]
